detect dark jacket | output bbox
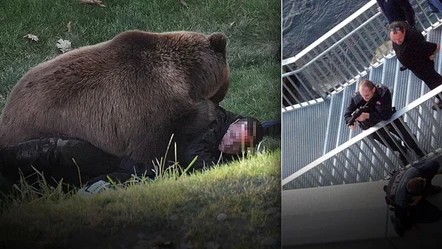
[344,84,394,130]
[387,159,441,234]
[392,28,438,73]
[178,106,243,171]
[377,0,415,26]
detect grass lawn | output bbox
[0,0,280,121]
[0,0,281,248]
[0,151,281,249]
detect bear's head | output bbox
[161,31,231,105]
[110,30,231,105]
[206,33,230,105]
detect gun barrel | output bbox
[347,107,364,126]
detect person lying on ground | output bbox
[0,105,279,194]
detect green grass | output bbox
[0,0,280,121]
[0,0,281,248]
[0,151,281,248]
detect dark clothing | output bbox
[0,136,126,188]
[427,0,442,14]
[371,118,424,158]
[392,28,442,94]
[394,160,440,208]
[390,160,442,234]
[344,84,424,160]
[344,84,393,130]
[177,106,243,170]
[377,0,416,26]
[412,159,441,196]
[392,29,437,73]
[0,106,250,189]
[427,0,441,13]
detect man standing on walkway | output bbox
[390,21,442,109]
[344,80,425,165]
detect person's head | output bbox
[358,79,376,102]
[389,21,407,45]
[407,177,427,195]
[218,117,264,154]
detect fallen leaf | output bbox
[56,39,72,53]
[67,21,72,33]
[179,0,188,8]
[80,0,106,8]
[23,34,39,42]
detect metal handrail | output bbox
[282,84,442,187]
[282,0,378,67]
[282,3,382,77]
[282,0,442,110]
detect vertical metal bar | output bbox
[293,72,324,101]
[362,137,393,178]
[346,145,369,180]
[390,117,425,156]
[326,156,348,184]
[319,160,340,186]
[337,152,360,183]
[350,21,375,64]
[323,40,348,82]
[317,43,345,92]
[283,74,308,103]
[341,31,368,73]
[335,31,362,76]
[331,35,356,78]
[403,109,432,147]
[311,58,334,93]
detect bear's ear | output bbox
[208,32,227,54]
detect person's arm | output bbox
[182,137,219,171]
[430,44,440,60]
[408,195,423,206]
[399,0,416,27]
[180,106,242,171]
[344,96,358,129]
[418,40,439,59]
[365,88,393,127]
[76,171,134,197]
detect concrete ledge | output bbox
[282,156,442,248]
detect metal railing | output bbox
[282,85,442,190]
[282,0,442,111]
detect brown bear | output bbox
[0,30,230,168]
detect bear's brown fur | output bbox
[0,30,230,167]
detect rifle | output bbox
[347,104,369,126]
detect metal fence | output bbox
[282,0,442,111]
[282,85,442,190]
